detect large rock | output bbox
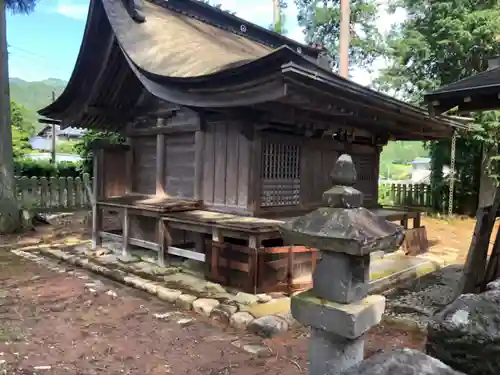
[193,298,220,316]
[248,315,289,338]
[211,304,238,324]
[229,312,254,330]
[426,288,500,375]
[342,348,464,375]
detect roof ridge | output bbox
[430,65,500,95]
[147,0,319,57]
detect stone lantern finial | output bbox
[279,153,405,375]
[323,154,363,209]
[331,153,357,186]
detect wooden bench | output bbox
[93,194,201,265]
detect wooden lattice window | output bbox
[261,142,301,207]
[352,154,376,205]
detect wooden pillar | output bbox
[194,128,205,201]
[122,207,131,258]
[157,219,171,267]
[156,118,166,195]
[91,149,103,249]
[247,129,262,216]
[374,145,382,207]
[210,228,222,281]
[248,235,261,294]
[125,137,133,194]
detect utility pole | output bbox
[51,91,56,164]
[339,0,350,78]
[273,0,281,32]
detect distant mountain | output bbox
[9,78,67,134]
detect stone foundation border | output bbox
[12,245,297,338]
[11,243,433,338]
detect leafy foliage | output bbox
[376,0,500,103]
[10,101,32,160]
[270,0,289,34]
[13,159,81,178]
[75,130,125,175]
[378,183,395,206]
[56,140,77,154]
[375,0,500,213]
[5,0,38,13]
[379,141,428,179]
[295,0,385,72]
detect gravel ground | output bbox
[0,226,426,375]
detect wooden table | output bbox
[370,207,422,229]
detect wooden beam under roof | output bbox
[38,117,61,125]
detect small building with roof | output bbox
[424,57,500,209]
[29,125,85,152]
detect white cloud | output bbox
[55,0,89,20]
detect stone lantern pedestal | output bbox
[279,154,404,375]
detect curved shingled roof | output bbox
[103,0,273,78]
[39,0,473,140]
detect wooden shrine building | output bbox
[39,0,471,294]
[425,56,500,114]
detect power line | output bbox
[7,50,69,74]
[7,43,68,71]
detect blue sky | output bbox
[7,0,400,85]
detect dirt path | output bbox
[0,249,425,375]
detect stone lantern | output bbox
[279,154,404,375]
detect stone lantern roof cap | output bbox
[279,154,405,256]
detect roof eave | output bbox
[280,65,477,138]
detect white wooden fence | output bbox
[15,174,93,213]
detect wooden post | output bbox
[157,219,170,267]
[194,129,205,201]
[91,149,103,249]
[122,207,131,258]
[248,235,261,294]
[247,129,262,216]
[458,188,500,296]
[125,137,133,194]
[156,118,166,195]
[51,91,56,164]
[210,228,222,281]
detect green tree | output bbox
[11,100,34,135]
[270,0,288,34]
[10,101,32,159]
[56,140,77,154]
[1,0,39,233]
[379,141,428,179]
[295,0,385,72]
[376,0,500,213]
[75,130,125,175]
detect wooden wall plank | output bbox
[203,123,216,203]
[237,131,251,208]
[132,135,157,194]
[213,123,228,205]
[194,129,205,201]
[247,130,262,214]
[165,133,196,198]
[226,125,239,206]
